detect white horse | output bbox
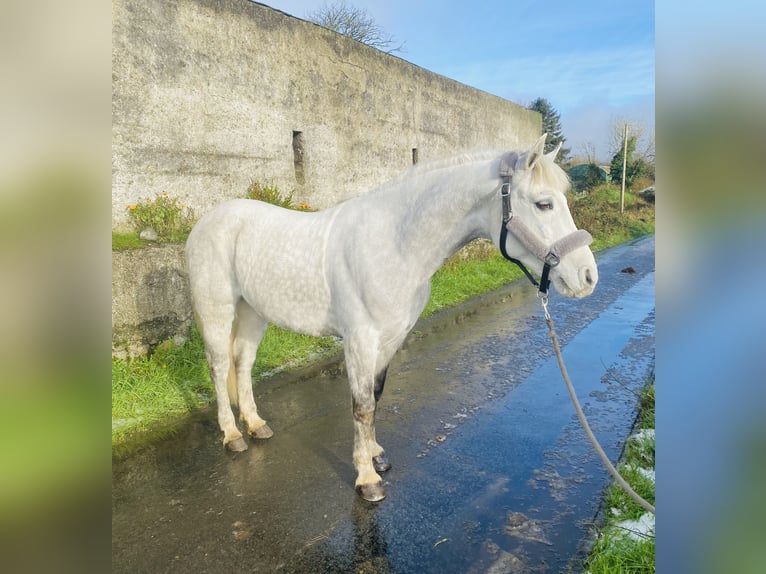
[185,134,597,501]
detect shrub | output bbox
[127,192,195,242]
[246,180,313,211]
[568,184,655,250]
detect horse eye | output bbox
[535,200,553,211]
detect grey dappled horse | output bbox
[186,135,598,501]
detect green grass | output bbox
[112,231,152,250]
[251,327,341,377]
[111,326,212,450]
[569,185,655,251]
[584,534,655,574]
[112,188,654,451]
[424,241,525,316]
[582,379,656,573]
[112,230,190,250]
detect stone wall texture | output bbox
[112,0,541,229]
[112,245,192,358]
[111,0,541,356]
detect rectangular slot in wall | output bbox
[293,131,305,185]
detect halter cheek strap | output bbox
[499,174,593,296]
[499,181,540,287]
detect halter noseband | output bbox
[498,171,593,296]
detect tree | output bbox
[527,98,570,164]
[307,1,405,53]
[608,119,655,166]
[609,133,654,190]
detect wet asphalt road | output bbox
[112,236,655,573]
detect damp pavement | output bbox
[112,235,655,573]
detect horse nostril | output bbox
[584,267,594,285]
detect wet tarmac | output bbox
[112,236,655,573]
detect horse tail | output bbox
[227,323,239,407]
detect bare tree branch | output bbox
[307,1,406,54]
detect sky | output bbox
[257,0,655,163]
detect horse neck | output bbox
[393,160,497,278]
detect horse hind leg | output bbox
[232,300,273,440]
[197,302,248,451]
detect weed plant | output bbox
[246,180,312,211]
[126,192,195,243]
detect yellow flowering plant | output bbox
[245,180,313,211]
[127,192,195,242]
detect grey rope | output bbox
[540,296,656,515]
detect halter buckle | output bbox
[500,180,512,224]
[544,251,560,268]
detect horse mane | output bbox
[390,149,571,193]
[378,147,570,194]
[372,149,501,194]
[405,149,501,176]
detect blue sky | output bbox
[259,0,654,163]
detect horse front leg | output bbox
[197,305,248,451]
[346,331,386,502]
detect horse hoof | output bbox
[373,454,391,473]
[357,482,386,502]
[226,437,248,452]
[250,423,274,440]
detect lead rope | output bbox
[539,294,656,515]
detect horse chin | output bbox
[552,275,596,299]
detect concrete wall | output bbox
[112,245,192,358]
[112,0,541,229]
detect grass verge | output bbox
[569,185,655,251]
[581,380,656,573]
[112,186,654,452]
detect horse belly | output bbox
[235,229,334,337]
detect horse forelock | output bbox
[530,154,571,193]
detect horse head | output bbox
[498,134,598,298]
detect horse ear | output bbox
[527,133,547,167]
[514,133,547,173]
[545,141,562,160]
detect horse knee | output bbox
[352,399,375,424]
